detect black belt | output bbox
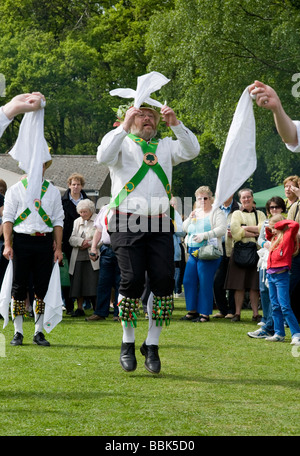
[14,232,52,238]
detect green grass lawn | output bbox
[0,299,299,436]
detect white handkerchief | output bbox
[43,262,63,333]
[213,87,256,211]
[109,71,170,108]
[0,260,13,329]
[9,108,51,212]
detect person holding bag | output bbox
[225,188,266,322]
[181,186,226,322]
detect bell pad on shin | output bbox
[35,298,45,315]
[152,295,173,326]
[12,300,26,319]
[118,297,140,327]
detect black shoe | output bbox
[33,332,50,346]
[140,341,161,374]
[71,308,85,317]
[120,342,137,372]
[10,332,23,346]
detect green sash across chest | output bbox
[107,134,174,221]
[13,178,53,228]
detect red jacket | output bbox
[266,220,299,270]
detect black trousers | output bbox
[12,233,54,301]
[110,213,175,298]
[213,250,235,316]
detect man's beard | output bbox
[130,124,157,141]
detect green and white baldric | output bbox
[105,134,174,224]
[13,178,53,228]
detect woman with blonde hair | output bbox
[181,186,226,322]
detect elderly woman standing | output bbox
[181,186,227,322]
[69,199,100,317]
[225,188,266,322]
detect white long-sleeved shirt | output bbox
[0,107,12,138]
[285,120,300,153]
[3,179,64,234]
[93,204,111,244]
[97,123,200,216]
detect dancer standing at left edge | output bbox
[2,95,64,346]
[97,73,200,373]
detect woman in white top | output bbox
[181,186,227,322]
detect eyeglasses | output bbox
[197,197,209,201]
[137,113,155,119]
[269,206,280,210]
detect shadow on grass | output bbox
[127,371,300,390]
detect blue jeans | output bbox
[259,268,271,324]
[183,247,221,315]
[174,264,181,294]
[94,245,121,317]
[267,271,300,338]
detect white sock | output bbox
[33,301,44,334]
[146,322,162,346]
[13,315,23,335]
[146,292,162,346]
[118,293,135,343]
[122,324,135,343]
[34,314,44,335]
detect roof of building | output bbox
[0,154,110,192]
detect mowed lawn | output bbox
[0,299,299,436]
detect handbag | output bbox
[59,253,71,287]
[233,209,259,268]
[233,241,258,268]
[194,244,223,260]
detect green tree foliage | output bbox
[146,0,300,193]
[0,0,173,155]
[1,0,300,198]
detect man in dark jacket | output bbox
[213,195,240,318]
[61,173,88,314]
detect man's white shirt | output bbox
[97,123,200,216]
[3,179,64,234]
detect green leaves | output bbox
[1,0,300,196]
[146,0,300,192]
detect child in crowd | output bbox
[265,215,300,345]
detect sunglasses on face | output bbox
[269,206,280,210]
